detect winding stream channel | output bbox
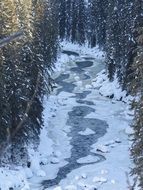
[42,51,108,189]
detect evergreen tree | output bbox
[0,0,59,165]
[131,26,143,189]
[59,0,67,40]
[129,1,143,188]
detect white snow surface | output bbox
[0,41,135,190]
[77,155,98,164]
[78,128,95,136]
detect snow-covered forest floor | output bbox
[0,42,134,190]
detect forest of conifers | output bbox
[0,0,143,188]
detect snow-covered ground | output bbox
[0,41,134,190]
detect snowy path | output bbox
[30,47,132,190]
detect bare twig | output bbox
[0,31,24,48]
[12,73,41,137]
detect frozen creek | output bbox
[30,48,132,190]
[42,51,108,189]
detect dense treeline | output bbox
[0,0,58,165]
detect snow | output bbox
[0,41,134,190]
[93,70,128,101]
[0,168,30,190]
[78,128,95,135]
[93,176,107,183]
[53,187,62,190]
[95,145,109,153]
[61,40,105,61]
[51,158,60,164]
[77,156,98,164]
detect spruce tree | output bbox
[131,26,143,189]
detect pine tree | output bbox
[0,0,59,165]
[131,26,143,189]
[59,0,67,40]
[129,1,143,188]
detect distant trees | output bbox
[0,0,58,165]
[89,0,107,48]
[58,0,87,44]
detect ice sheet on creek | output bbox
[79,74,91,80]
[72,91,91,99]
[76,99,94,106]
[82,57,95,60]
[70,67,84,73]
[70,60,94,74]
[41,56,107,189]
[42,106,108,189]
[62,50,79,56]
[55,74,76,95]
[75,61,93,69]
